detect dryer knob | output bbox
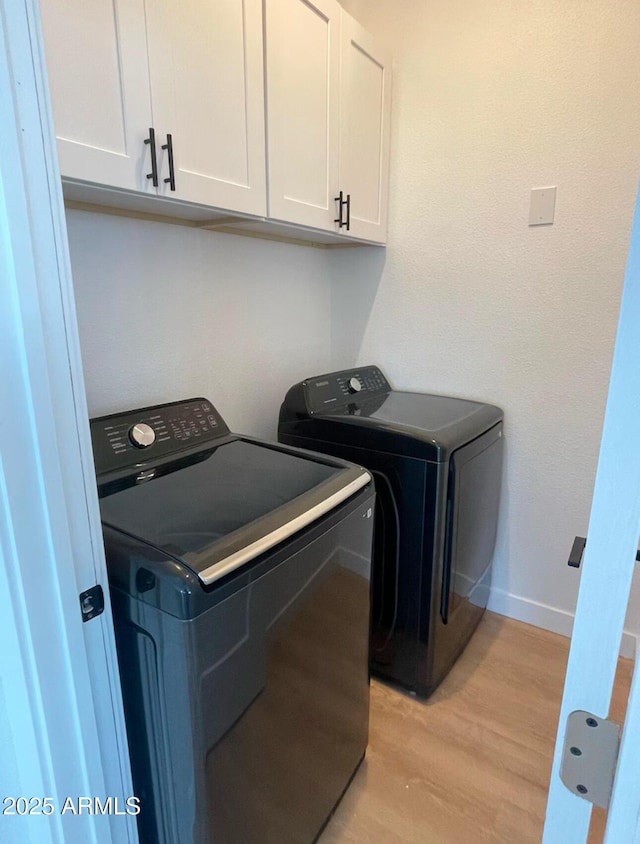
[347,377,363,394]
[129,422,156,449]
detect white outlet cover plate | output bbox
[529,186,557,226]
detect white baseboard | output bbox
[487,587,638,660]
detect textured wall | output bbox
[66,210,333,440]
[67,0,640,644]
[337,0,640,640]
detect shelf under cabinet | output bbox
[62,180,385,250]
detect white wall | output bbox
[68,0,640,649]
[66,210,334,440]
[337,0,640,643]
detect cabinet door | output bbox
[40,0,154,192]
[339,12,392,243]
[264,0,341,231]
[145,0,266,216]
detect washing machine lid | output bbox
[97,436,369,586]
[92,398,371,587]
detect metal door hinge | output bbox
[79,584,105,622]
[560,710,621,808]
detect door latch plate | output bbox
[560,710,620,808]
[79,584,105,622]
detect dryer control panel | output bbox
[302,366,391,415]
[91,398,231,476]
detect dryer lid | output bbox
[280,368,503,460]
[316,391,503,457]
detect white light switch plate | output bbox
[529,186,557,226]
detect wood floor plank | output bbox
[319,612,632,844]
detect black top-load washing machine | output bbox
[279,366,503,697]
[91,397,374,844]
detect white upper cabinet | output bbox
[40,0,154,193]
[145,0,266,215]
[42,0,266,216]
[264,0,341,231]
[41,1,391,243]
[264,3,391,243]
[339,11,392,243]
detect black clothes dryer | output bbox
[278,366,503,697]
[91,397,374,844]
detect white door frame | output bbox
[543,182,640,842]
[0,1,136,841]
[604,641,640,842]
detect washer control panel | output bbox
[91,398,230,476]
[303,366,391,414]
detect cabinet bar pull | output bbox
[334,190,344,227]
[144,128,159,187]
[345,193,351,231]
[162,133,176,191]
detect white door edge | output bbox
[604,637,640,841]
[543,181,640,842]
[0,1,137,841]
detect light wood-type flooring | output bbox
[319,612,632,844]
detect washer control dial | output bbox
[347,377,363,394]
[129,422,156,449]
